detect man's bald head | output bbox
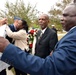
[39,14,49,20]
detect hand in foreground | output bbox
[0,18,8,26]
[0,37,10,52]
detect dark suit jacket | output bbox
[35,27,58,58]
[6,24,16,43]
[1,27,76,75]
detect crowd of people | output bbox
[0,1,76,75]
[0,14,58,75]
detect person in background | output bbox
[1,2,76,75]
[33,14,58,58]
[51,25,57,33]
[6,16,21,43]
[6,19,29,75]
[6,16,22,70]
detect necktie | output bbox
[39,32,43,40]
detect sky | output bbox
[0,0,60,14]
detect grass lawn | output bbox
[57,32,67,40]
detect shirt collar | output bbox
[41,27,47,34]
[13,24,17,30]
[69,26,76,31]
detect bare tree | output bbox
[0,0,38,26]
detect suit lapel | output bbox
[60,27,76,41]
[35,30,41,45]
[38,28,49,42]
[55,27,76,49]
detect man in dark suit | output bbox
[1,2,76,75]
[34,14,58,58]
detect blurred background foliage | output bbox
[0,0,73,31]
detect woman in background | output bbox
[6,19,29,75]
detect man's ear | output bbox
[74,0,76,3]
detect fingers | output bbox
[0,18,8,25]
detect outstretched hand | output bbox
[0,37,10,52]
